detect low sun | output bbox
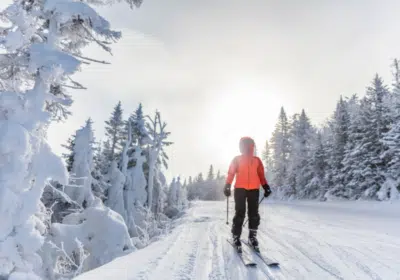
[203,77,287,171]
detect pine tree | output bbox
[380,120,400,200]
[306,132,328,199]
[270,107,290,187]
[197,173,204,183]
[366,74,391,140]
[168,178,178,207]
[66,119,96,208]
[62,135,76,172]
[128,103,150,146]
[341,99,383,199]
[207,165,215,181]
[104,101,125,162]
[261,140,274,182]
[285,110,314,197]
[146,111,172,210]
[326,96,350,193]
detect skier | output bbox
[224,136,271,252]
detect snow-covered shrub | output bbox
[46,198,133,276]
[125,146,147,237]
[65,119,96,208]
[104,161,126,219]
[0,120,67,279]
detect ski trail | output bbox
[208,222,227,280]
[258,201,400,280]
[76,200,400,280]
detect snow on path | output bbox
[75,200,400,280]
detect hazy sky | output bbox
[2,0,400,180]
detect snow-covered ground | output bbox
[75,200,400,280]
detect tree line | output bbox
[264,61,400,201]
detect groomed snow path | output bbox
[75,200,400,280]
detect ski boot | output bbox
[232,234,242,253]
[249,229,260,253]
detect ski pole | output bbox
[226,196,229,225]
[243,196,265,227]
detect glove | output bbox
[224,184,231,197]
[262,184,271,197]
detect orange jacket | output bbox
[226,155,268,190]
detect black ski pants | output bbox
[231,188,260,237]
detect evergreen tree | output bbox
[146,111,172,210]
[261,140,274,182]
[340,99,383,199]
[128,103,150,146]
[207,165,215,181]
[270,107,290,187]
[62,135,76,172]
[285,110,314,197]
[380,119,400,200]
[326,96,351,193]
[197,173,204,183]
[66,119,96,208]
[306,132,328,199]
[104,101,125,162]
[366,74,391,140]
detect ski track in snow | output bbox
[75,200,400,280]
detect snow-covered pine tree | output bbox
[261,140,274,183]
[146,111,172,211]
[380,120,400,200]
[125,146,147,236]
[306,131,328,199]
[324,96,350,195]
[388,59,400,122]
[66,119,96,208]
[105,160,126,218]
[270,107,290,188]
[367,74,392,141]
[167,178,178,208]
[379,63,400,200]
[128,103,150,147]
[175,177,183,210]
[324,95,359,199]
[0,0,142,277]
[340,76,389,199]
[285,110,314,198]
[207,165,215,181]
[197,172,204,183]
[62,135,76,172]
[103,101,125,163]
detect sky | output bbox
[2,0,400,181]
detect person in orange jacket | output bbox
[224,137,271,251]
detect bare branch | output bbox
[71,52,111,64]
[47,181,83,210]
[61,83,87,90]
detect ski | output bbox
[242,240,279,267]
[226,239,257,267]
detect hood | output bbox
[239,137,255,156]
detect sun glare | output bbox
[203,77,286,170]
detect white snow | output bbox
[47,198,133,273]
[74,200,400,280]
